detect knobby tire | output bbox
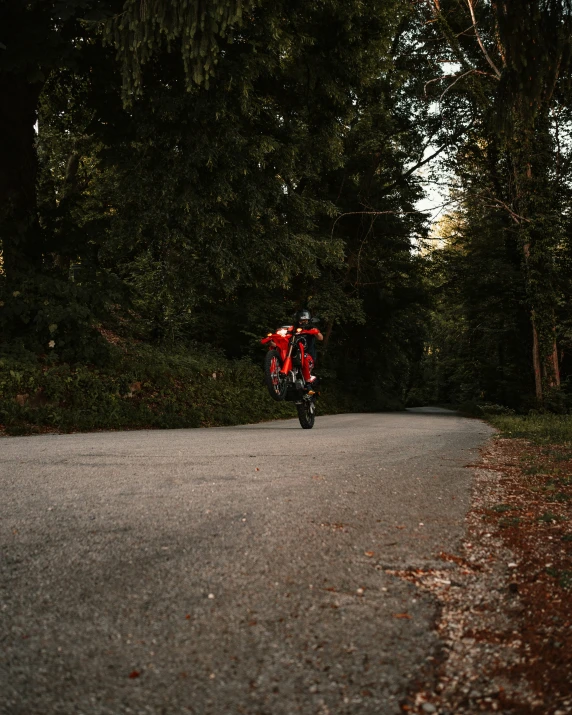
[296,400,315,429]
[264,349,288,401]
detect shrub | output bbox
[0,341,387,435]
[487,414,572,445]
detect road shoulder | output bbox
[401,436,572,715]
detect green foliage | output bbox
[414,111,572,410]
[487,414,572,445]
[0,342,384,435]
[0,270,117,363]
[2,0,433,427]
[415,0,572,408]
[6,0,572,429]
[106,0,256,96]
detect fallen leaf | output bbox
[392,612,411,619]
[395,525,406,530]
[248,620,257,626]
[364,551,375,557]
[128,381,142,397]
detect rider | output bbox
[296,310,323,383]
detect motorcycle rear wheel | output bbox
[264,349,288,401]
[296,398,315,429]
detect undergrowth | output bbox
[0,342,380,436]
[486,414,572,445]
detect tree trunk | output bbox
[547,333,561,389]
[526,289,560,401]
[520,150,561,403]
[321,319,334,358]
[523,239,544,402]
[531,310,543,402]
[0,73,44,279]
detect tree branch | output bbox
[484,198,531,225]
[380,120,474,195]
[466,0,501,79]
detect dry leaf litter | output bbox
[396,437,572,715]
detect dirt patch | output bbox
[399,437,572,714]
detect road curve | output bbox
[1,410,493,715]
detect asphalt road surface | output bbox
[1,409,493,715]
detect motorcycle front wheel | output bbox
[296,398,315,429]
[264,349,288,401]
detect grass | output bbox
[486,414,572,445]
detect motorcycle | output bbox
[260,323,320,429]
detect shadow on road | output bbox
[406,406,459,415]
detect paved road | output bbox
[1,410,493,715]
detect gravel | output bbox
[402,438,572,715]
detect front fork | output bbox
[281,338,313,383]
[280,338,295,375]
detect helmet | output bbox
[297,309,311,326]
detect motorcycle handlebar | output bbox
[260,327,318,344]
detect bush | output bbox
[457,401,515,417]
[0,341,386,435]
[487,414,572,445]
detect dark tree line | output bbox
[414,0,572,411]
[2,0,572,411]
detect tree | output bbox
[0,0,265,275]
[420,0,572,403]
[2,0,433,408]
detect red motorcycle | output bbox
[261,324,320,429]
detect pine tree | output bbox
[0,0,253,280]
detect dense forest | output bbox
[2,0,572,432]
